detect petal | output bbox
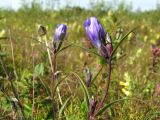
[84,17,105,48]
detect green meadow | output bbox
[0,1,160,119]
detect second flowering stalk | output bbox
[52,24,67,119]
[38,24,67,119]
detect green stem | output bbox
[31,36,35,120]
[95,59,111,114]
[44,35,64,119]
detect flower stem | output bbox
[95,59,112,114]
[44,35,65,119]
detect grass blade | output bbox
[58,96,71,120]
[95,98,129,116]
[52,75,68,98]
[71,72,90,108]
[56,43,74,55]
[39,77,51,95]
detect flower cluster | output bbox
[37,16,114,120]
[151,45,160,71]
[52,17,113,62]
[119,72,132,96]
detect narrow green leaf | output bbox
[52,75,68,97]
[73,44,102,58]
[95,98,129,116]
[111,27,137,58]
[34,63,44,77]
[92,66,103,84]
[24,104,32,111]
[56,43,73,55]
[71,72,90,108]
[39,77,51,95]
[58,96,71,120]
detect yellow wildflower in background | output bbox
[108,10,113,17]
[120,81,129,87]
[79,52,84,59]
[122,88,131,96]
[150,39,156,44]
[156,34,160,39]
[144,35,148,42]
[120,72,132,96]
[141,25,145,30]
[0,30,5,37]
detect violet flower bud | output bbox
[84,17,113,62]
[54,24,67,42]
[53,24,67,52]
[84,17,106,48]
[99,32,113,61]
[89,97,97,119]
[98,33,113,63]
[85,67,92,87]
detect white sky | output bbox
[0,0,159,11]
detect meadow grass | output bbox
[0,3,160,120]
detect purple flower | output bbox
[53,24,67,52]
[84,17,113,63]
[54,24,67,42]
[84,17,106,48]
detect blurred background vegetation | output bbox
[0,0,160,119]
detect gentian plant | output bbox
[84,16,135,119]
[52,24,67,119]
[38,24,67,119]
[84,17,113,119]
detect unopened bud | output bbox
[89,97,97,119]
[106,33,113,55]
[85,67,92,87]
[99,44,110,63]
[38,25,47,37]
